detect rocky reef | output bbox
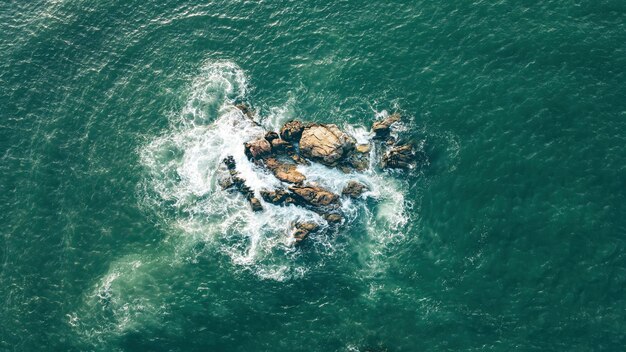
[222,104,424,244]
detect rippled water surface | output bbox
[1,1,625,351]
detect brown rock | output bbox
[260,189,295,205]
[280,120,305,142]
[293,222,320,243]
[299,124,355,166]
[381,144,415,169]
[264,158,306,183]
[372,113,401,139]
[342,181,368,198]
[244,138,272,160]
[288,184,340,207]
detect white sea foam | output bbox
[138,60,411,281]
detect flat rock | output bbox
[264,157,306,183]
[299,124,355,166]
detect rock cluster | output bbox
[220,156,263,212]
[222,107,422,243]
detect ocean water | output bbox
[1,1,625,351]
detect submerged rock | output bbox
[244,138,272,160]
[280,120,305,142]
[372,113,401,139]
[299,124,355,166]
[323,213,343,224]
[264,157,306,183]
[342,181,368,198]
[381,144,415,169]
[235,103,257,123]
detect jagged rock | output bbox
[264,157,306,183]
[346,144,370,171]
[223,155,237,170]
[293,222,319,243]
[288,184,340,207]
[270,138,292,152]
[372,113,401,139]
[244,138,272,160]
[381,144,415,169]
[260,189,295,205]
[264,131,279,142]
[249,197,263,212]
[299,124,355,166]
[280,120,305,142]
[342,181,367,198]
[222,156,263,211]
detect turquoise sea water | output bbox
[2,1,626,351]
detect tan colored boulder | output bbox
[299,124,355,166]
[264,158,306,183]
[244,138,271,160]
